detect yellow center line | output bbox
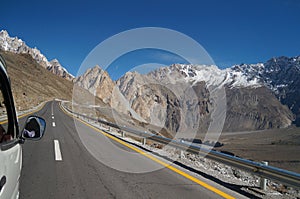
[0,101,47,125]
[59,103,235,199]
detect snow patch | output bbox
[172,64,262,88]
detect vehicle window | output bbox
[0,82,11,143]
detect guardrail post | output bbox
[142,138,146,145]
[260,161,268,191]
[108,126,111,131]
[121,131,125,137]
[180,150,184,158]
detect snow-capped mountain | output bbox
[76,56,299,133]
[230,57,300,93]
[153,61,300,126]
[117,64,294,132]
[148,64,261,88]
[0,30,74,81]
[230,56,300,126]
[150,60,300,126]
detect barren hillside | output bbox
[0,50,73,111]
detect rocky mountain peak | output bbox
[228,55,300,126]
[75,65,112,99]
[77,55,298,135]
[119,63,294,133]
[47,59,74,81]
[50,58,59,64]
[75,66,146,122]
[0,30,9,38]
[147,63,262,89]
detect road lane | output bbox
[20,101,246,199]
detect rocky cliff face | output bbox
[74,66,145,122]
[116,70,213,136]
[231,56,300,126]
[75,66,115,104]
[0,30,74,81]
[48,59,74,81]
[224,87,294,131]
[117,63,294,135]
[76,57,298,135]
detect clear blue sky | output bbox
[1,0,300,79]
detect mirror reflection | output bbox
[22,116,46,140]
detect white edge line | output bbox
[54,140,62,161]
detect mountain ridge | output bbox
[230,56,300,126]
[74,65,146,123]
[0,30,74,81]
[0,50,74,111]
[75,55,298,135]
[117,63,294,134]
[6,27,296,133]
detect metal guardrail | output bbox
[62,104,300,189]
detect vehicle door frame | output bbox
[0,55,21,199]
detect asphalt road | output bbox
[19,101,247,199]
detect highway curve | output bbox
[19,101,247,199]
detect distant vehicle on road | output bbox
[0,55,46,199]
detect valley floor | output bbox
[218,127,300,173]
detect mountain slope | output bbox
[47,59,74,81]
[74,66,146,122]
[224,87,294,131]
[117,64,294,134]
[75,66,115,104]
[74,55,299,135]
[231,56,300,126]
[0,30,74,81]
[0,50,73,111]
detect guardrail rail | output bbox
[62,103,300,190]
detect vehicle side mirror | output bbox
[22,116,46,140]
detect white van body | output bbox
[0,145,22,199]
[0,55,45,199]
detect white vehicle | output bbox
[0,55,46,199]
